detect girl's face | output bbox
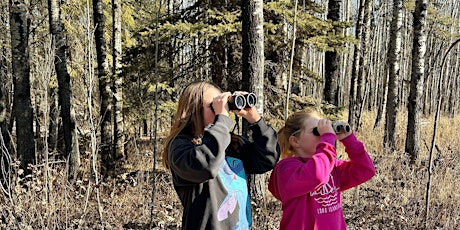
[290,116,321,158]
[203,87,221,127]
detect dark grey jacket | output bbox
[168,115,280,230]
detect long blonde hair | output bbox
[162,81,221,168]
[278,108,322,159]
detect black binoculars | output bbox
[229,92,257,110]
[312,121,351,136]
[210,92,257,112]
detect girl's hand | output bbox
[232,106,261,124]
[335,121,352,141]
[212,92,231,117]
[317,119,335,135]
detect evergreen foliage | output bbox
[122,0,356,118]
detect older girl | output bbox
[163,81,280,230]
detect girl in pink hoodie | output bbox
[268,109,375,230]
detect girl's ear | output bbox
[289,135,300,148]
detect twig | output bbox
[425,38,460,226]
[0,131,21,229]
[78,180,92,228]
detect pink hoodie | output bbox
[268,133,375,230]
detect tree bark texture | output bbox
[384,0,404,150]
[210,36,228,90]
[324,0,341,106]
[405,0,428,163]
[0,38,11,184]
[0,58,6,135]
[113,0,124,163]
[373,2,391,129]
[0,3,12,184]
[93,0,114,176]
[348,0,365,128]
[355,0,373,130]
[241,0,265,208]
[0,2,9,143]
[49,0,81,180]
[0,32,11,151]
[10,0,35,173]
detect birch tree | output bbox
[355,0,373,129]
[93,0,114,176]
[384,0,403,150]
[0,8,10,183]
[373,2,391,129]
[113,0,124,163]
[405,0,428,163]
[241,0,265,211]
[348,0,365,128]
[0,1,11,154]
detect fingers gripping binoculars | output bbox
[312,121,351,136]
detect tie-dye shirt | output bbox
[168,115,280,230]
[268,133,375,230]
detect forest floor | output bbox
[1,110,459,229]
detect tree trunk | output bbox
[0,39,11,184]
[113,0,124,164]
[0,75,9,183]
[241,0,265,214]
[446,4,459,118]
[355,0,373,130]
[0,3,12,184]
[405,0,427,163]
[10,0,35,173]
[384,0,404,151]
[0,58,5,128]
[93,0,113,176]
[348,0,365,128]
[49,0,81,180]
[340,0,352,107]
[210,36,228,89]
[265,15,287,91]
[323,0,341,106]
[374,1,391,129]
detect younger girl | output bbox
[268,109,375,230]
[163,81,280,230]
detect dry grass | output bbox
[1,110,459,229]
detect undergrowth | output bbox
[1,110,459,229]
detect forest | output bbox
[1,0,459,229]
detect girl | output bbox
[268,109,375,230]
[163,81,280,230]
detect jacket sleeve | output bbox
[335,133,376,191]
[168,115,232,184]
[268,133,337,201]
[233,119,281,174]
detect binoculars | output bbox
[210,92,257,112]
[312,121,351,136]
[228,92,257,110]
